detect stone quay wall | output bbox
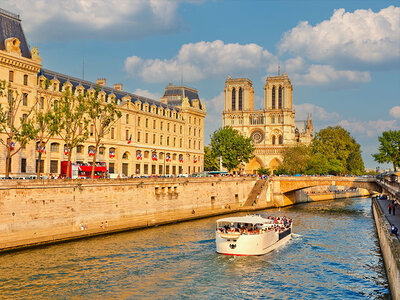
[0,177,257,252]
[372,198,400,300]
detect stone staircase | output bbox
[243,180,267,207]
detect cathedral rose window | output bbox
[251,130,264,144]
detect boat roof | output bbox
[216,215,271,224]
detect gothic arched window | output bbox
[232,88,236,110]
[279,135,283,144]
[272,135,276,145]
[238,87,243,110]
[272,86,276,109]
[278,86,283,109]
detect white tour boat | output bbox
[215,214,292,256]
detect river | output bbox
[0,197,390,299]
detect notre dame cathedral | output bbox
[222,72,313,174]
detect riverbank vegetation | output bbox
[276,126,365,176]
[373,130,400,171]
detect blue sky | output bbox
[3,0,399,169]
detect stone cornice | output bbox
[0,50,41,73]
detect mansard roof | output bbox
[38,68,180,112]
[162,85,201,106]
[0,8,31,59]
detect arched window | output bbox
[279,135,283,144]
[272,135,276,145]
[278,86,282,109]
[238,87,243,110]
[272,86,276,109]
[232,88,236,110]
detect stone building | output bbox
[222,73,313,174]
[0,9,206,177]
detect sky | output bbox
[2,0,399,170]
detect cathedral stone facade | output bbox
[0,9,206,178]
[222,73,313,174]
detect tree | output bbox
[31,96,58,178]
[0,81,36,177]
[312,126,365,175]
[281,144,311,175]
[210,127,255,172]
[372,130,400,171]
[204,145,219,171]
[86,90,121,179]
[257,167,270,176]
[54,89,89,178]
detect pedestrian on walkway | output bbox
[388,204,392,215]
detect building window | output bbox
[238,87,243,110]
[137,131,141,142]
[35,159,44,173]
[173,124,176,132]
[271,116,275,124]
[189,140,191,149]
[23,93,28,106]
[272,86,276,109]
[153,134,156,144]
[167,136,169,146]
[167,123,170,131]
[9,71,14,82]
[90,125,94,136]
[145,118,148,128]
[50,143,59,152]
[272,136,276,145]
[21,158,26,173]
[144,164,148,175]
[99,147,105,155]
[160,135,163,145]
[153,119,156,129]
[23,74,28,86]
[126,130,129,140]
[173,137,176,147]
[40,97,44,109]
[137,117,141,126]
[111,127,115,139]
[160,121,163,130]
[232,88,236,110]
[109,163,115,174]
[279,135,283,145]
[278,86,283,109]
[77,145,84,153]
[145,133,148,143]
[180,126,182,134]
[126,114,129,124]
[50,160,58,173]
[180,139,182,147]
[22,113,28,122]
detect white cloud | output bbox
[338,119,399,137]
[294,103,339,122]
[1,0,197,41]
[278,6,400,69]
[389,106,400,119]
[202,91,224,113]
[291,64,371,87]
[125,40,275,83]
[133,89,161,101]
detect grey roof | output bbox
[38,68,180,112]
[0,8,31,59]
[295,120,307,132]
[163,86,201,106]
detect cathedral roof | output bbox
[38,68,181,112]
[295,120,307,132]
[0,8,31,59]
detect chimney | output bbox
[96,78,106,86]
[113,83,123,91]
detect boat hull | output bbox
[216,229,291,256]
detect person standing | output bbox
[388,204,392,215]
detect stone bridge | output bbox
[269,176,380,207]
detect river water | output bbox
[0,197,390,299]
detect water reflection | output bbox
[0,197,389,299]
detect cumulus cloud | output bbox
[389,106,400,119]
[278,6,400,69]
[291,64,371,87]
[1,0,198,41]
[338,119,399,137]
[202,91,224,113]
[125,40,275,83]
[133,89,161,101]
[294,103,340,122]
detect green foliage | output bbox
[0,81,37,177]
[312,126,365,175]
[257,167,270,176]
[86,89,122,178]
[204,145,219,171]
[278,126,365,176]
[372,130,400,171]
[210,127,255,172]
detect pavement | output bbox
[377,198,400,240]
